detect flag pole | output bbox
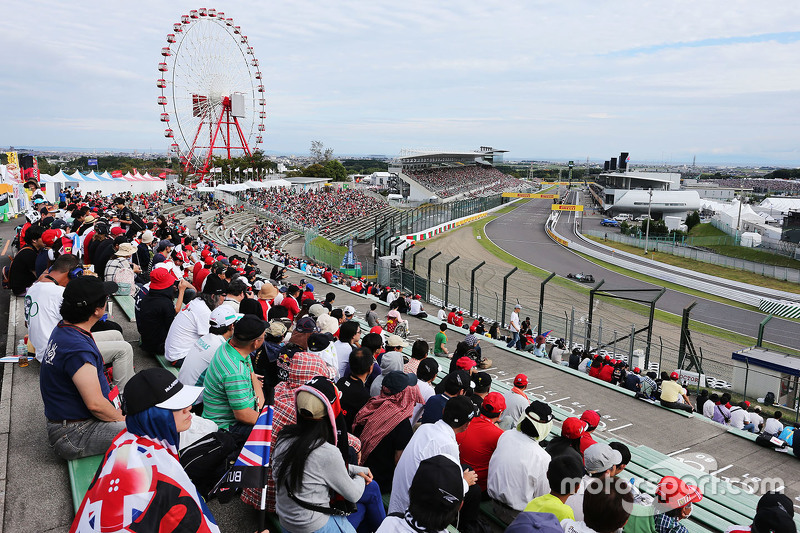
[258,388,275,532]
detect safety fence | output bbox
[303,231,377,277]
[583,230,800,283]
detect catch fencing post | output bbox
[629,324,636,362]
[538,272,556,335]
[426,252,442,300]
[501,267,519,326]
[470,261,486,317]
[569,307,575,348]
[444,256,460,307]
[411,247,426,273]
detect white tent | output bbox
[216,183,251,192]
[100,171,114,180]
[760,197,800,214]
[715,202,762,229]
[261,178,292,188]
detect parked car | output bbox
[601,218,620,227]
[634,214,651,222]
[613,213,632,222]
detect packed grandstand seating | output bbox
[237,187,387,230]
[404,165,526,198]
[701,178,800,193]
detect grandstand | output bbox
[388,147,528,201]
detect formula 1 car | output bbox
[567,272,595,283]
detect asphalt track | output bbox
[484,194,800,348]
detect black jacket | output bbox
[137,287,176,355]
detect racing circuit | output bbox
[484,189,800,348]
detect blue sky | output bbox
[1,1,799,164]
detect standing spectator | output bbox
[499,373,530,430]
[507,304,522,349]
[456,392,506,492]
[488,401,555,523]
[652,476,703,533]
[354,371,423,490]
[39,276,125,459]
[434,323,448,356]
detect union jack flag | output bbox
[212,404,273,495]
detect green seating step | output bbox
[112,294,136,322]
[156,354,180,377]
[68,454,104,513]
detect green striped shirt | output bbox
[202,341,256,429]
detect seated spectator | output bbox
[389,396,479,528]
[40,276,125,460]
[434,323,449,356]
[419,370,471,425]
[138,269,192,356]
[436,306,447,322]
[408,295,427,318]
[251,320,289,389]
[404,339,428,375]
[579,410,601,454]
[202,315,266,435]
[588,356,604,378]
[531,336,547,358]
[729,401,751,431]
[456,392,506,492]
[9,224,45,296]
[608,442,631,477]
[652,476,703,533]
[545,417,586,462]
[338,347,375,431]
[70,368,211,531]
[562,477,633,533]
[763,410,784,437]
[164,287,224,365]
[412,358,439,425]
[638,371,659,400]
[178,306,243,389]
[499,373,530,430]
[550,338,568,365]
[598,359,615,383]
[712,394,733,425]
[623,367,642,393]
[660,372,694,413]
[565,443,623,521]
[354,370,423,489]
[376,455,465,533]
[279,284,301,321]
[748,405,764,434]
[103,242,140,293]
[726,492,796,533]
[488,401,554,523]
[370,337,407,396]
[522,454,585,521]
[385,309,408,335]
[220,277,248,312]
[307,333,340,379]
[27,253,81,361]
[469,372,492,409]
[576,351,592,373]
[366,303,380,328]
[335,321,361,377]
[273,376,381,533]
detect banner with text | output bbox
[502,192,560,199]
[551,204,584,212]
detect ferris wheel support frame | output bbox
[184,95,253,179]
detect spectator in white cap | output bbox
[565,442,623,521]
[178,306,243,391]
[343,305,356,320]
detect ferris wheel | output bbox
[157,8,266,179]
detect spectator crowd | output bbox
[405,165,526,199]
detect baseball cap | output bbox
[752,507,796,533]
[584,443,623,474]
[456,356,477,371]
[442,395,478,427]
[63,276,118,308]
[233,315,267,342]
[140,230,154,244]
[110,226,126,236]
[42,229,62,247]
[514,374,529,388]
[655,475,703,510]
[382,370,418,395]
[149,268,176,290]
[580,410,601,430]
[94,222,109,235]
[561,417,588,439]
[209,307,243,328]
[633,367,641,373]
[522,401,555,441]
[343,305,355,316]
[157,239,174,251]
[417,358,439,381]
[670,371,680,380]
[473,372,492,393]
[757,492,794,516]
[307,332,331,352]
[123,368,203,416]
[265,320,288,338]
[115,242,137,257]
[295,377,342,429]
[514,304,521,309]
[409,455,464,511]
[305,283,314,292]
[202,275,228,295]
[386,335,408,348]
[480,392,506,417]
[295,316,318,333]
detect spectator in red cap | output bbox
[623,367,642,393]
[660,372,694,413]
[499,373,530,430]
[456,391,506,491]
[546,417,586,462]
[579,410,601,454]
[137,268,192,356]
[456,356,477,373]
[653,475,703,533]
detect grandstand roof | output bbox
[396,149,507,161]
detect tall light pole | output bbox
[644,188,653,255]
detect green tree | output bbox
[685,211,701,232]
[321,160,348,182]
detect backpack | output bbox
[179,429,246,500]
[764,392,775,406]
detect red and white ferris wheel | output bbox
[157,8,266,179]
